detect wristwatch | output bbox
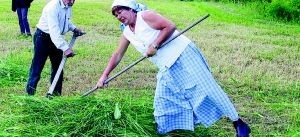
[151,44,159,49]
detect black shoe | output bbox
[18,33,26,37]
[233,119,251,137]
[26,89,35,96]
[52,91,61,96]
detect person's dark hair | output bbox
[112,6,137,16]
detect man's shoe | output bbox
[233,119,251,137]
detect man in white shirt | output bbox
[26,0,84,96]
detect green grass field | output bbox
[0,0,299,136]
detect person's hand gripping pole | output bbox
[82,14,210,97]
[46,31,86,98]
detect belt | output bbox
[35,28,50,37]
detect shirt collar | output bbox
[59,0,68,9]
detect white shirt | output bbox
[123,11,191,71]
[36,0,76,52]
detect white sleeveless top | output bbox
[123,11,191,70]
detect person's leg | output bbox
[16,8,25,34]
[49,45,63,96]
[180,43,251,137]
[193,44,251,137]
[26,31,49,95]
[202,85,250,137]
[154,66,195,135]
[20,8,31,35]
[201,85,251,137]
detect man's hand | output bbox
[64,48,75,57]
[73,28,85,37]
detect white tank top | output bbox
[123,11,191,70]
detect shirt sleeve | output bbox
[46,7,70,52]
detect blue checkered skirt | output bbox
[154,43,239,134]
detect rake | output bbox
[46,32,85,98]
[82,14,210,97]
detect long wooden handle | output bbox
[46,32,85,97]
[81,14,210,97]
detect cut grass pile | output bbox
[0,90,157,137]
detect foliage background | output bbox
[184,0,300,23]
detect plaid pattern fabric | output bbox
[154,43,239,134]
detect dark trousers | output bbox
[16,8,31,34]
[26,28,63,95]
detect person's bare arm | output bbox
[96,35,130,88]
[142,11,176,48]
[142,11,176,57]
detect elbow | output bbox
[169,23,177,34]
[171,23,176,30]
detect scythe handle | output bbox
[81,14,210,97]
